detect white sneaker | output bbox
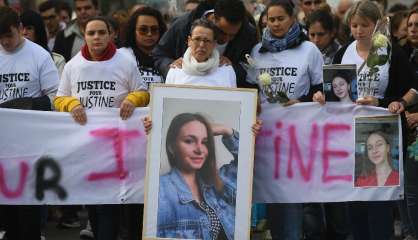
[0,231,5,240]
[80,221,94,239]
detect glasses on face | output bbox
[190,37,214,45]
[136,25,159,35]
[303,0,322,6]
[42,14,57,21]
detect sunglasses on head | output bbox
[137,25,159,35]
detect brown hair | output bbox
[346,0,382,25]
[361,131,393,176]
[166,113,224,192]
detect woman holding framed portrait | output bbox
[142,18,261,240]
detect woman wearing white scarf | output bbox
[165,19,236,88]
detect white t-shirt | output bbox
[165,66,237,88]
[0,39,59,104]
[57,50,147,109]
[247,41,323,102]
[119,47,163,90]
[341,41,389,99]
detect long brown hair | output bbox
[166,113,224,192]
[361,131,393,176]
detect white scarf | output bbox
[182,47,220,76]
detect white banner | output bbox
[0,108,148,205]
[253,103,404,203]
[0,103,404,205]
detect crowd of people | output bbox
[1,0,418,239]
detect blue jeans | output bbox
[348,201,394,240]
[267,203,303,240]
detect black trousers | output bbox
[2,205,41,240]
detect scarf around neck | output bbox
[81,42,117,61]
[182,47,220,76]
[261,22,302,53]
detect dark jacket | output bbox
[53,29,76,62]
[333,42,417,107]
[0,96,51,110]
[152,2,258,88]
[53,21,84,62]
[401,42,418,77]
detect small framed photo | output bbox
[143,84,257,240]
[354,115,401,188]
[323,64,357,103]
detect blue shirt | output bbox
[157,130,239,240]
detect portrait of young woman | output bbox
[355,130,400,187]
[157,112,238,239]
[325,70,355,103]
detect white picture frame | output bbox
[143,84,257,240]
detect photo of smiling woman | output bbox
[157,112,238,240]
[324,70,355,103]
[355,130,400,187]
[331,74,353,103]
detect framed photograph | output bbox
[323,64,357,103]
[354,115,401,188]
[143,84,257,240]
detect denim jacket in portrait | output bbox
[157,130,239,240]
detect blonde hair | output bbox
[346,0,382,25]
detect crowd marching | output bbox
[1,0,418,239]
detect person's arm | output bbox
[120,59,151,120]
[388,89,418,113]
[221,129,239,161]
[217,127,239,201]
[127,58,150,107]
[299,44,324,102]
[39,55,60,107]
[53,62,86,125]
[228,22,258,89]
[379,44,416,108]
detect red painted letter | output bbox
[0,161,29,198]
[286,124,319,181]
[322,123,352,183]
[87,128,140,181]
[274,122,282,179]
